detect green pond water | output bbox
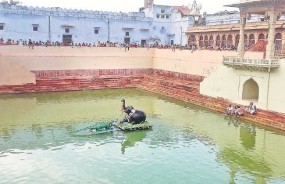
[0,89,285,184]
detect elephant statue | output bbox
[121,99,146,124]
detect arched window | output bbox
[216,35,221,47]
[204,35,209,47]
[244,34,248,48]
[249,34,255,47]
[209,35,214,47]
[235,34,240,48]
[227,35,233,47]
[242,78,259,101]
[275,33,282,50]
[199,35,204,47]
[221,35,226,47]
[258,33,265,41]
[188,35,196,46]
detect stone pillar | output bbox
[266,10,278,59]
[282,31,285,50]
[254,32,258,44]
[233,33,236,48]
[195,34,200,47]
[213,33,216,48]
[238,17,246,58]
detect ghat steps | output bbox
[0,60,35,85]
[0,73,284,131]
[137,75,285,132]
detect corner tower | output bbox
[144,0,154,9]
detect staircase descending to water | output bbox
[0,60,35,86]
[137,74,285,131]
[0,67,284,131]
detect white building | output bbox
[0,0,202,46]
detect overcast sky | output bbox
[18,0,237,14]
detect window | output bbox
[161,9,165,13]
[33,26,38,32]
[166,15,169,19]
[125,32,130,36]
[65,28,70,33]
[94,29,99,34]
[161,15,165,19]
[0,25,3,30]
[156,15,159,19]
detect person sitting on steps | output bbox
[234,105,244,117]
[246,102,257,115]
[225,104,234,115]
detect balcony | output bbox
[223,56,280,72]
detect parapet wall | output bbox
[0,46,153,71]
[153,49,263,77]
[0,5,151,21]
[0,46,263,78]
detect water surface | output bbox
[0,89,285,184]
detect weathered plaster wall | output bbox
[200,59,285,113]
[267,60,285,112]
[1,46,263,76]
[153,49,263,77]
[0,46,153,71]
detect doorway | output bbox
[62,35,72,44]
[124,37,130,44]
[242,78,259,101]
[141,40,146,46]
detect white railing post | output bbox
[223,56,279,71]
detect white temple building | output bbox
[0,0,202,46]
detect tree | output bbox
[0,0,22,6]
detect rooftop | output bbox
[225,0,285,8]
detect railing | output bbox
[223,56,280,72]
[274,50,285,59]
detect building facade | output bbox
[199,0,285,113]
[0,0,202,46]
[186,20,285,51]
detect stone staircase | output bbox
[0,75,144,94]
[137,75,285,131]
[0,71,285,131]
[0,60,36,86]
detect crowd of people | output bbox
[0,37,239,52]
[225,102,257,117]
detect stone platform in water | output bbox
[114,122,152,131]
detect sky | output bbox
[18,0,237,14]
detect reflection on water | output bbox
[121,131,147,154]
[240,125,256,150]
[0,89,285,184]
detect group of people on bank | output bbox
[226,102,257,117]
